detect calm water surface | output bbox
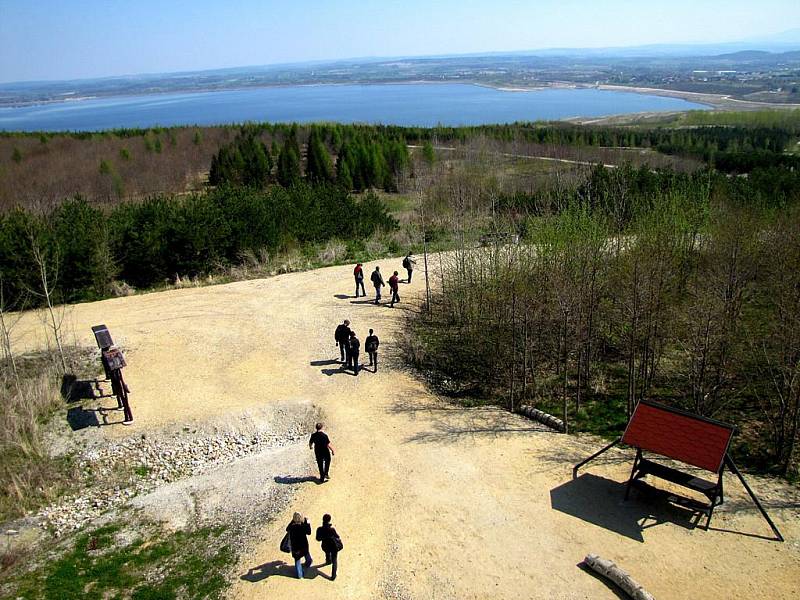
[0,83,709,131]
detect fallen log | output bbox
[516,405,565,432]
[583,554,655,600]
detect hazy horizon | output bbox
[1,0,799,84]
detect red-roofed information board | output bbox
[622,401,734,473]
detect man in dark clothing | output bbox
[353,263,366,297]
[402,252,416,283]
[365,329,379,372]
[309,422,335,482]
[348,331,361,375]
[370,266,385,305]
[389,271,400,307]
[334,320,351,363]
[316,513,342,580]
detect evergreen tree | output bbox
[306,130,334,183]
[277,137,301,187]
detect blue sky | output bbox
[1,0,798,83]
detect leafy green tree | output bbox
[422,141,436,165]
[51,198,114,301]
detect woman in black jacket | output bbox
[286,512,313,578]
[315,513,342,580]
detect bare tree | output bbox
[26,227,68,373]
[0,274,24,393]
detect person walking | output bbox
[389,271,400,307]
[402,252,417,283]
[334,320,351,363]
[353,263,366,297]
[309,422,335,482]
[365,329,379,372]
[370,266,385,305]
[348,331,361,375]
[316,514,342,580]
[286,512,313,579]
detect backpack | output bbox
[402,257,410,269]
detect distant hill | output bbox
[2,34,800,108]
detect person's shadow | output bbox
[310,359,340,367]
[274,475,320,485]
[321,366,357,376]
[333,294,350,300]
[240,560,324,582]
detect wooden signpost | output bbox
[92,324,133,425]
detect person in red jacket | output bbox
[389,271,400,307]
[353,263,365,297]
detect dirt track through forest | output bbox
[13,258,800,599]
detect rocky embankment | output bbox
[33,403,318,537]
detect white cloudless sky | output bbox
[0,0,798,82]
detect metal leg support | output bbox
[725,455,784,542]
[572,438,621,478]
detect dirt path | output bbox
[14,259,800,599]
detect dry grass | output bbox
[0,353,89,522]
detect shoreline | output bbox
[597,83,800,110]
[4,79,800,112]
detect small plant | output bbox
[11,147,22,163]
[112,174,125,198]
[119,148,130,161]
[99,159,112,175]
[6,523,235,599]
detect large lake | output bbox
[0,83,709,131]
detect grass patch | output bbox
[5,523,235,600]
[0,348,98,522]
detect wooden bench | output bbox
[574,399,784,541]
[620,401,733,527]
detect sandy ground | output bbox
[12,258,800,599]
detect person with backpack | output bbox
[370,266,385,305]
[334,320,351,363]
[348,331,361,375]
[309,422,335,482]
[389,271,400,308]
[402,252,417,283]
[285,512,313,578]
[365,329,380,372]
[353,263,366,297]
[315,513,342,580]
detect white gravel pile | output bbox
[37,422,310,536]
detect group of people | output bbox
[353,252,416,308]
[281,423,341,580]
[334,320,379,375]
[284,511,342,580]
[281,254,419,581]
